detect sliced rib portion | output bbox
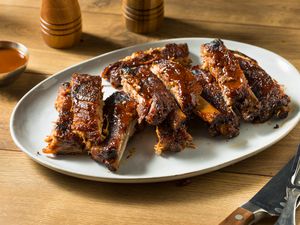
[43,82,84,155]
[232,50,290,122]
[118,64,193,153]
[155,109,194,155]
[91,92,138,171]
[150,59,235,137]
[102,43,191,88]
[192,65,240,138]
[150,59,202,115]
[201,39,260,121]
[71,74,104,151]
[121,66,177,125]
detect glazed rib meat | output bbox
[91,92,138,171]
[71,74,104,151]
[150,59,237,137]
[121,66,177,125]
[201,39,260,121]
[192,65,240,138]
[232,50,290,122]
[155,108,193,154]
[43,82,84,154]
[150,59,202,115]
[102,43,191,88]
[101,42,195,151]
[116,64,193,153]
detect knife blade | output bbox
[275,144,300,225]
[219,156,296,225]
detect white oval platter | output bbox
[10,38,300,183]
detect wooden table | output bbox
[1,1,299,224]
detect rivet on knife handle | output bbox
[219,207,255,225]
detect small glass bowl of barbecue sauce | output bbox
[0,41,29,86]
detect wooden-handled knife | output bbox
[219,153,300,225]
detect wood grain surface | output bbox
[0,1,300,225]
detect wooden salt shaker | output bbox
[40,0,82,49]
[122,0,164,34]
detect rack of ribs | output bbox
[191,65,240,138]
[91,92,138,171]
[150,59,238,138]
[201,39,260,122]
[232,50,290,122]
[71,73,104,152]
[43,82,84,155]
[121,66,193,153]
[102,43,191,88]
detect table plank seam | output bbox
[219,170,274,178]
[0,148,20,152]
[23,71,50,77]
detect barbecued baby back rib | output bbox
[43,82,84,155]
[150,59,202,115]
[201,39,260,122]
[192,66,231,114]
[71,74,104,151]
[150,60,235,137]
[102,43,191,88]
[91,92,138,171]
[155,108,194,155]
[121,66,177,125]
[120,64,192,153]
[232,51,290,122]
[161,43,192,67]
[120,65,192,153]
[192,65,240,138]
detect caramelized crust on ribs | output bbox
[192,65,240,138]
[91,92,138,171]
[232,51,290,122]
[71,74,104,151]
[44,40,292,171]
[102,43,191,88]
[150,60,236,137]
[201,39,260,121]
[155,109,194,155]
[120,64,194,153]
[121,66,177,125]
[101,42,196,153]
[160,43,192,66]
[150,59,202,114]
[43,82,84,155]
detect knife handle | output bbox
[219,207,255,225]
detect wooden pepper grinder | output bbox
[40,0,82,49]
[122,0,164,34]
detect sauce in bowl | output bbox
[0,48,27,73]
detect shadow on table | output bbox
[0,71,48,101]
[146,17,252,42]
[33,160,260,206]
[57,32,125,57]
[51,17,255,59]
